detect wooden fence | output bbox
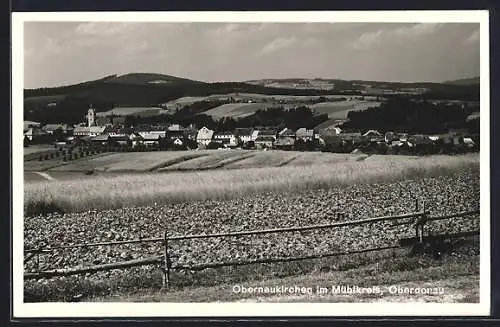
[24,203,480,289]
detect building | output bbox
[87,107,96,127]
[295,128,315,141]
[213,131,238,147]
[42,124,72,135]
[173,138,184,146]
[24,121,41,131]
[90,134,110,145]
[254,136,275,149]
[274,137,295,150]
[24,126,47,141]
[73,126,108,137]
[257,128,278,140]
[141,133,163,146]
[165,124,186,140]
[278,128,296,138]
[138,131,166,138]
[234,128,254,144]
[196,126,215,146]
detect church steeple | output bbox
[87,105,96,127]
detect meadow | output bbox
[310,101,382,119]
[24,152,479,216]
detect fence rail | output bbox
[25,211,427,253]
[24,207,480,284]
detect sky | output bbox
[23,22,480,89]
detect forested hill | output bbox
[24,73,480,125]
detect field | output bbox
[24,151,478,215]
[310,101,382,119]
[24,160,479,301]
[23,151,480,302]
[202,103,269,119]
[95,107,169,117]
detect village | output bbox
[23,105,479,162]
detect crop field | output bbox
[24,153,478,215]
[310,101,382,119]
[158,150,255,171]
[95,107,169,117]
[202,103,269,119]
[24,165,479,299]
[48,152,208,173]
[24,145,57,156]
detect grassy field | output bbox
[24,152,479,216]
[48,152,208,172]
[202,103,268,119]
[310,101,382,119]
[95,107,168,117]
[25,241,479,302]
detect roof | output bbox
[73,126,107,134]
[341,132,362,137]
[274,137,295,146]
[43,124,69,132]
[168,124,184,131]
[91,134,110,141]
[362,130,382,137]
[296,128,314,137]
[258,128,278,136]
[278,128,295,136]
[214,131,235,137]
[255,136,276,142]
[142,133,162,140]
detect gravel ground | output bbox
[24,167,479,275]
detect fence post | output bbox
[162,230,171,290]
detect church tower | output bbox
[87,105,96,127]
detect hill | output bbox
[443,77,480,86]
[23,73,480,125]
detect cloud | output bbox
[259,36,298,55]
[464,29,480,45]
[351,23,443,50]
[74,22,134,36]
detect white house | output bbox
[234,128,254,144]
[196,126,215,146]
[73,126,108,137]
[173,138,184,146]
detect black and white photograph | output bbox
[12,11,490,317]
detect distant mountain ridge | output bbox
[24,73,480,125]
[443,77,480,85]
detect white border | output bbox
[12,10,490,318]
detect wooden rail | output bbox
[24,208,480,281]
[25,210,426,253]
[24,245,400,280]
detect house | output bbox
[141,133,163,146]
[90,134,110,145]
[254,136,275,149]
[362,130,382,138]
[173,138,184,146]
[24,126,48,141]
[165,124,186,140]
[109,135,130,146]
[24,121,41,131]
[138,131,166,138]
[278,128,296,138]
[42,124,72,135]
[251,129,260,141]
[295,128,315,141]
[273,137,295,150]
[234,128,254,144]
[213,131,238,147]
[257,128,278,140]
[340,132,363,144]
[184,124,199,140]
[73,126,108,137]
[129,133,143,148]
[318,126,342,136]
[196,126,215,146]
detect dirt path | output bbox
[33,171,56,181]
